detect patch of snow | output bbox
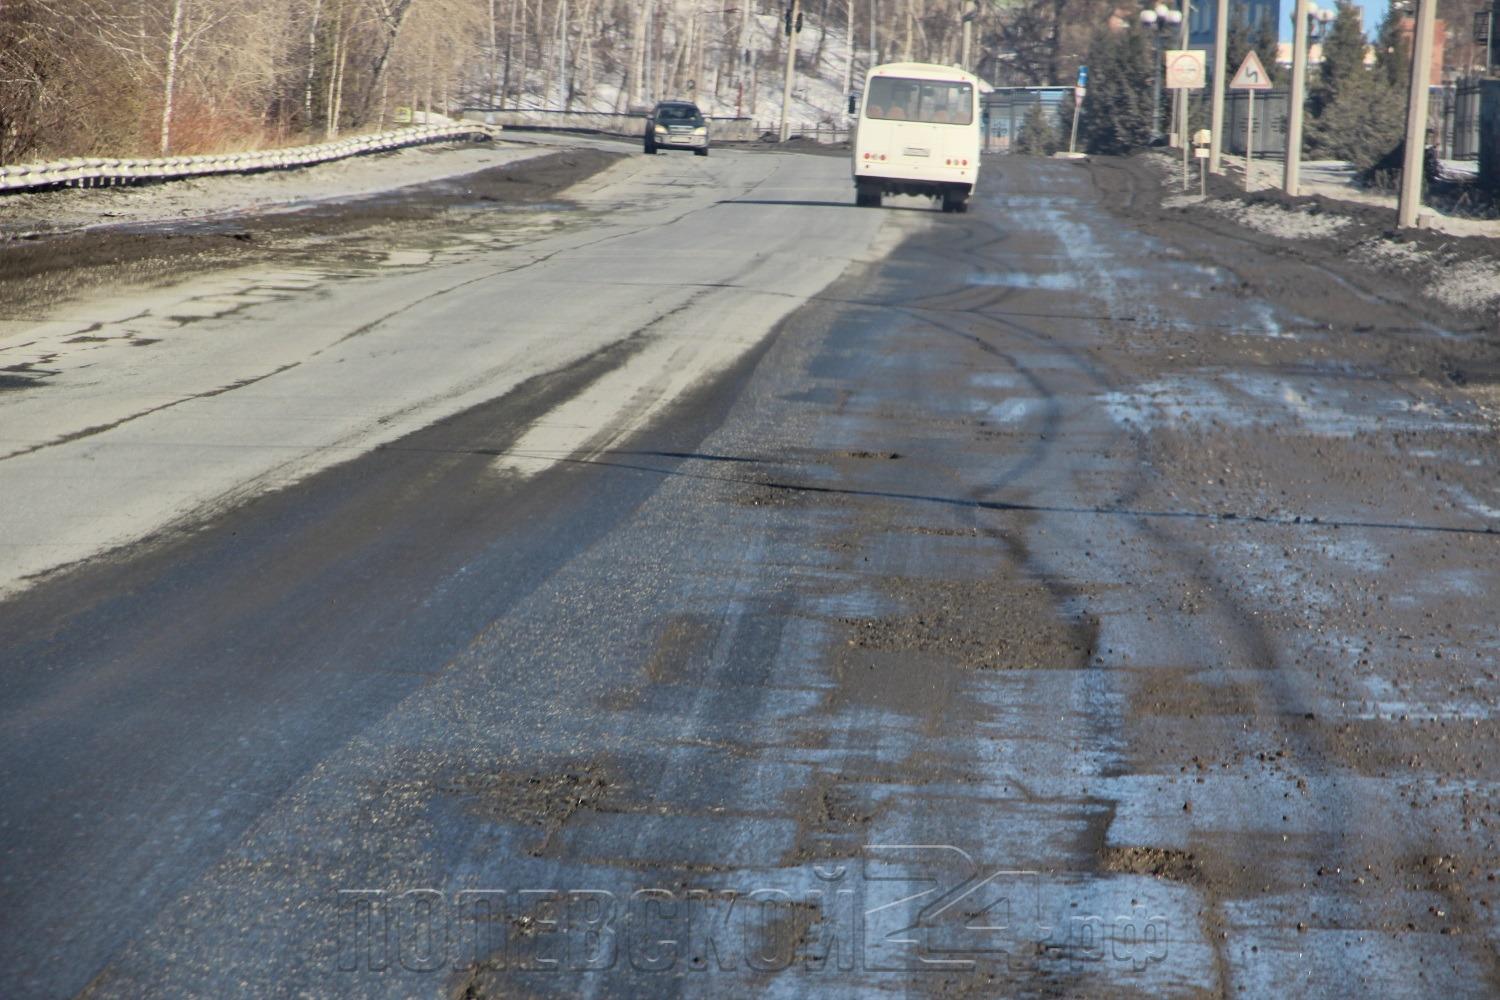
[1203,198,1353,240]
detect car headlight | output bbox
[693,127,707,136]
[653,124,667,133]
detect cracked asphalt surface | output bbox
[2,145,1499,998]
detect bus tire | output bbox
[856,182,881,208]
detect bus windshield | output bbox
[864,77,973,126]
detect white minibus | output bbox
[851,62,983,213]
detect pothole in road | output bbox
[1101,844,1206,885]
[838,576,1097,672]
[442,762,624,853]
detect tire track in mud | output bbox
[908,169,1500,992]
[876,191,1387,992]
[1089,157,1500,990]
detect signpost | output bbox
[1068,65,1087,155]
[1230,50,1272,191]
[1193,128,1212,195]
[1165,50,1206,190]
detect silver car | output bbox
[644,102,709,156]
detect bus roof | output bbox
[865,62,987,90]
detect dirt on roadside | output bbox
[0,147,624,316]
[1143,154,1500,327]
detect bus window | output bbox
[865,77,973,126]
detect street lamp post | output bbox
[1139,4,1183,142]
[1283,2,1336,195]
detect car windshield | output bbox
[864,77,973,125]
[656,105,702,124]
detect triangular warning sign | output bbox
[1230,51,1272,90]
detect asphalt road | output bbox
[2,144,1499,998]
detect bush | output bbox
[1016,101,1059,155]
[1307,62,1407,172]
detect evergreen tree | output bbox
[1080,28,1155,155]
[1312,0,1367,115]
[1226,6,1280,87]
[1017,99,1059,155]
[1374,6,1411,87]
[1307,66,1407,170]
[1306,0,1408,168]
[1251,21,1281,86]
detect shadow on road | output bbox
[717,198,935,213]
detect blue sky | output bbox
[1278,0,1390,40]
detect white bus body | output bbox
[852,62,983,213]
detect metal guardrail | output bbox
[0,123,502,194]
[463,108,761,142]
[461,108,849,145]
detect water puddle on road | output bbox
[968,270,1082,291]
[1099,373,1488,437]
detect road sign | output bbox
[1077,65,1088,88]
[1230,51,1272,91]
[1164,50,1206,90]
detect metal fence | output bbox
[1480,79,1500,189]
[460,108,849,144]
[1443,79,1484,160]
[1223,89,1290,156]
[981,88,1073,153]
[0,123,501,194]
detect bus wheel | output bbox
[942,192,967,214]
[856,182,882,208]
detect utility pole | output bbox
[1284,0,1311,195]
[843,0,856,102]
[780,0,802,141]
[961,0,977,72]
[1209,0,1228,173]
[1398,0,1438,227]
[1178,0,1190,179]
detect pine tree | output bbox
[1250,17,1280,86]
[1307,66,1407,170]
[1017,99,1058,155]
[1305,1,1406,169]
[1374,6,1411,87]
[1226,5,1278,87]
[1312,0,1367,115]
[1080,28,1154,155]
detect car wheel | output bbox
[695,147,708,157]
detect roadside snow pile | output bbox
[1355,239,1500,316]
[1202,199,1353,240]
